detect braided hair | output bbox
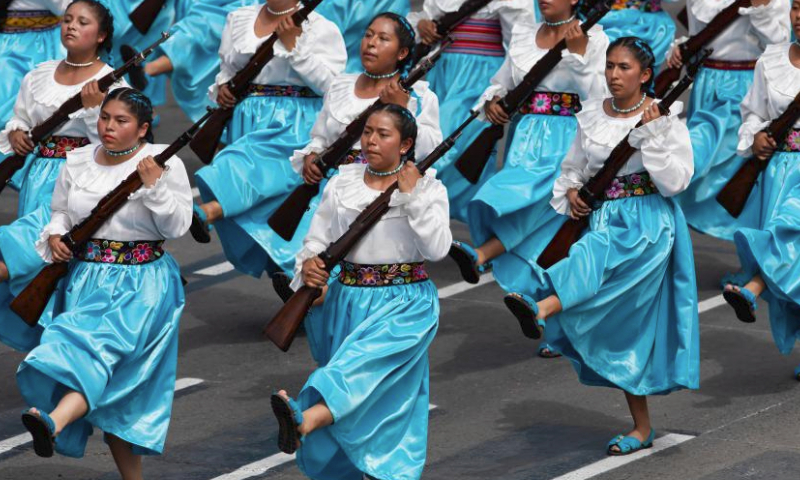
[102,88,155,143]
[367,12,417,77]
[607,37,657,97]
[66,0,115,55]
[368,103,418,164]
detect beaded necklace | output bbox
[543,14,576,27]
[366,162,403,177]
[364,69,399,80]
[105,142,142,158]
[611,93,647,114]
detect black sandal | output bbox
[270,393,304,455]
[21,409,56,458]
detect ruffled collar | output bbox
[690,0,736,24]
[66,143,159,193]
[228,5,320,55]
[334,164,437,218]
[28,60,114,109]
[507,22,603,73]
[577,98,684,147]
[761,43,800,97]
[325,74,427,124]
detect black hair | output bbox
[66,0,115,54]
[367,103,418,163]
[607,36,656,97]
[102,88,155,143]
[366,12,417,77]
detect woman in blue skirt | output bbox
[671,0,789,241]
[447,0,608,357]
[0,1,69,128]
[271,103,451,480]
[721,26,800,379]
[189,1,346,279]
[504,38,699,454]
[408,0,536,222]
[16,88,192,477]
[598,0,677,72]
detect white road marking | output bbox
[194,262,235,276]
[0,378,204,457]
[549,433,695,480]
[438,273,495,299]
[698,294,726,314]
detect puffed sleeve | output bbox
[209,11,238,102]
[410,84,443,160]
[291,101,335,174]
[551,133,589,215]
[737,60,770,156]
[390,171,452,261]
[475,57,514,117]
[42,0,72,13]
[273,15,348,95]
[497,0,537,47]
[127,157,193,239]
[628,113,694,197]
[0,73,35,155]
[35,163,75,263]
[560,26,610,100]
[406,1,435,35]
[290,175,340,290]
[741,0,791,47]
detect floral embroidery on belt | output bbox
[781,129,800,152]
[338,261,429,286]
[611,0,662,12]
[245,84,320,98]
[38,136,90,159]
[76,239,164,265]
[519,92,582,117]
[603,172,659,201]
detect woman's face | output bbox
[605,46,651,100]
[360,17,408,75]
[98,100,149,152]
[361,112,412,172]
[538,0,578,20]
[61,2,105,55]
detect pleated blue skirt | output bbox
[296,279,439,480]
[16,254,184,458]
[676,67,757,241]
[732,152,800,355]
[195,95,322,277]
[317,0,410,73]
[428,51,504,222]
[598,10,675,72]
[10,153,65,218]
[545,194,700,395]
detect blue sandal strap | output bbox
[452,241,478,263]
[737,287,758,311]
[286,396,304,426]
[193,204,213,231]
[26,409,55,436]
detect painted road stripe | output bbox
[699,294,726,314]
[550,433,695,480]
[438,272,495,299]
[194,262,236,276]
[0,378,204,456]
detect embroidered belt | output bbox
[445,18,504,57]
[520,92,581,116]
[245,84,320,98]
[781,128,800,152]
[38,136,90,159]
[610,0,662,12]
[338,261,429,286]
[603,171,659,201]
[76,239,165,265]
[340,149,366,166]
[1,10,61,33]
[703,59,757,71]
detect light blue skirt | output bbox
[10,153,65,218]
[677,67,757,241]
[429,52,504,222]
[16,254,184,458]
[196,95,322,277]
[297,278,439,480]
[545,194,700,395]
[732,152,800,355]
[598,10,675,72]
[317,0,410,73]
[0,22,64,127]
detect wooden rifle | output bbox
[537,49,712,269]
[266,38,454,242]
[10,108,214,326]
[716,90,800,217]
[654,0,751,96]
[0,33,171,195]
[188,0,324,164]
[453,0,612,184]
[410,0,494,67]
[130,0,168,35]
[264,110,481,351]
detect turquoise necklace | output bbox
[105,142,142,157]
[364,69,399,80]
[366,162,403,177]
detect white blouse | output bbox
[291,73,443,173]
[737,43,800,156]
[551,99,694,215]
[8,0,70,12]
[36,144,193,263]
[477,22,609,114]
[675,0,789,62]
[291,164,453,290]
[209,6,347,101]
[406,0,537,48]
[0,61,127,155]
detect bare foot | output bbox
[200,201,224,225]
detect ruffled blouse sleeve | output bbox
[406,1,434,35]
[290,174,339,290]
[628,110,694,197]
[0,71,35,155]
[35,157,75,263]
[127,156,193,239]
[209,11,239,101]
[42,0,71,13]
[410,83,443,159]
[290,98,335,174]
[737,58,771,156]
[475,57,514,116]
[560,25,610,99]
[551,133,589,215]
[740,0,790,47]
[390,171,452,261]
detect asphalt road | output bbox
[2,4,800,479]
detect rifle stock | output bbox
[0,154,26,194]
[536,217,588,269]
[129,0,167,35]
[715,158,766,218]
[188,108,234,164]
[263,285,322,351]
[453,124,504,183]
[268,183,321,240]
[9,263,68,327]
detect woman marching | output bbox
[504,37,699,454]
[671,0,789,240]
[722,2,800,380]
[448,0,608,357]
[191,12,442,286]
[189,0,346,280]
[15,87,192,477]
[408,0,536,222]
[271,103,452,480]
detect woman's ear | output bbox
[400,137,414,156]
[138,122,151,141]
